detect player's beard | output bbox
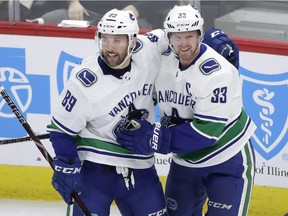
[176,45,200,67]
[103,51,127,68]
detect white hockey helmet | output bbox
[164,5,204,37]
[97,9,139,44]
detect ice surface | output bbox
[0,199,121,216]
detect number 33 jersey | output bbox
[155,44,257,167]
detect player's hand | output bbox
[116,106,149,132]
[115,119,171,154]
[161,116,191,127]
[52,157,82,205]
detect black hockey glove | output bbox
[203,28,239,69]
[160,116,191,127]
[52,156,82,205]
[116,105,149,132]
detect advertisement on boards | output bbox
[0,34,287,188]
[239,52,288,188]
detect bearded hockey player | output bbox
[48,8,168,216]
[116,4,256,216]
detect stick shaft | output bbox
[0,133,50,145]
[0,86,92,216]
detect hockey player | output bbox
[47,9,168,216]
[116,4,257,216]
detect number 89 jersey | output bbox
[49,30,167,169]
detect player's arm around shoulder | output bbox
[138,29,169,54]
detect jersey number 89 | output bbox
[62,90,77,112]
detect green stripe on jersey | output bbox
[177,110,249,161]
[76,137,153,156]
[192,118,225,137]
[241,142,255,215]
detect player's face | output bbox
[101,34,129,67]
[170,31,201,66]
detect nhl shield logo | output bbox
[239,67,288,160]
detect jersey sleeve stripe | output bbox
[51,117,78,136]
[177,109,253,163]
[194,113,228,123]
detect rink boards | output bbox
[0,23,288,215]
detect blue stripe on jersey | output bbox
[169,122,217,154]
[178,110,252,164]
[52,116,78,136]
[184,118,252,164]
[223,113,240,133]
[194,113,228,123]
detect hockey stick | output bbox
[0,86,92,216]
[0,133,50,145]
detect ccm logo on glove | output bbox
[151,123,161,151]
[54,165,81,174]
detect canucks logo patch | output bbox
[239,67,288,160]
[161,46,172,56]
[76,69,97,87]
[200,58,221,75]
[133,39,143,54]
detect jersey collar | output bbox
[98,56,131,79]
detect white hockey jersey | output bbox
[155,44,257,167]
[49,30,167,169]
